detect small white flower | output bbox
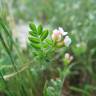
[52,29,61,41]
[65,53,70,60]
[52,27,68,41]
[64,36,71,47]
[64,53,73,63]
[58,27,68,36]
[70,56,74,61]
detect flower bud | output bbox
[65,53,70,60]
[52,29,61,41]
[64,53,73,64]
[64,36,71,47]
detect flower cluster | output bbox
[52,27,71,47]
[65,53,73,62]
[64,53,73,64]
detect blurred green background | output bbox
[0,0,96,96]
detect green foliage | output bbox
[0,0,96,96]
[29,23,49,50]
[38,24,43,35]
[40,30,48,41]
[43,79,62,96]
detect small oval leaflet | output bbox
[41,30,48,41]
[38,24,43,35]
[29,23,37,32]
[29,31,37,37]
[29,36,40,43]
[31,43,41,49]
